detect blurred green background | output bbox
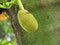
[0,0,60,45]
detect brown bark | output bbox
[6,5,24,45]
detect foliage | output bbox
[0,20,16,45]
[0,0,60,45]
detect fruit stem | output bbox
[17,0,24,10]
[0,4,5,8]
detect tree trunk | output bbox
[6,5,24,45]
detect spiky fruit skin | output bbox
[17,10,38,33]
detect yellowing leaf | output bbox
[0,12,9,21]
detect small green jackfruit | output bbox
[17,10,38,33]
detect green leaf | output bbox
[0,0,7,3]
[0,26,6,39]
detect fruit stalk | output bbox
[17,0,24,10]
